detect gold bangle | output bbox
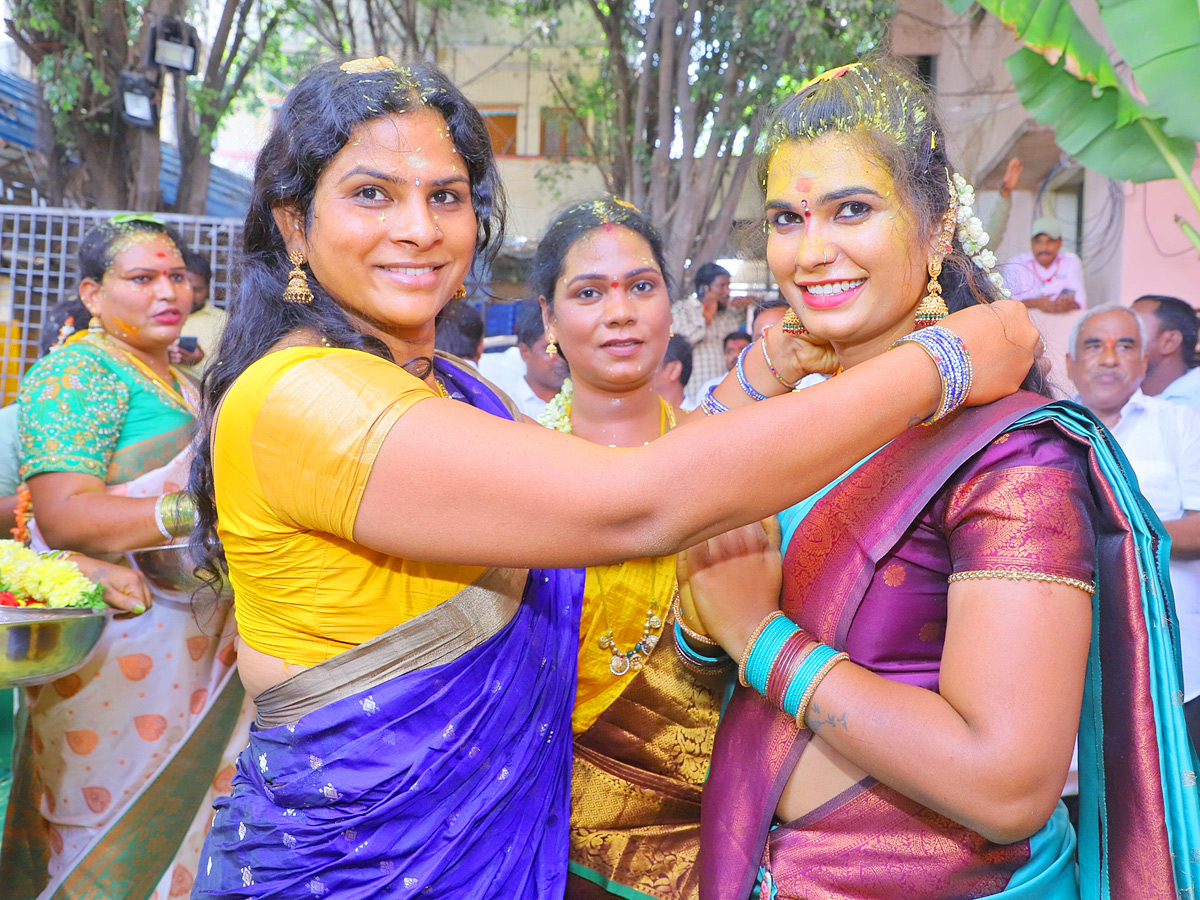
[738,610,786,688]
[159,491,198,539]
[794,651,849,727]
[672,592,721,648]
[947,569,1095,596]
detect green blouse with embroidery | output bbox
[18,338,194,485]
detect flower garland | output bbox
[0,540,105,608]
[538,377,574,433]
[951,172,1010,298]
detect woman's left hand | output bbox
[677,518,783,660]
[70,554,152,614]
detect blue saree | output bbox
[192,357,584,899]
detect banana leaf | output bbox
[1097,0,1200,142]
[946,0,1199,185]
[1007,47,1195,181]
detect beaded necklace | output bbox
[545,381,677,675]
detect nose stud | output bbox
[822,250,829,265]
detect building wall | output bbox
[1120,159,1200,306]
[439,10,612,241]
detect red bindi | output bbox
[611,280,619,288]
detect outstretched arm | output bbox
[355,301,1034,567]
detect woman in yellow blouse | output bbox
[188,59,1039,899]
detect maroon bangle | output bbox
[765,630,816,709]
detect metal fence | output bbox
[0,206,243,403]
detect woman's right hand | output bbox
[70,554,152,614]
[940,299,1039,406]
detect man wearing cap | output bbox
[1004,217,1088,397]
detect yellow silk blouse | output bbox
[214,346,485,666]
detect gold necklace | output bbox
[85,333,196,414]
[433,376,450,398]
[596,567,675,676]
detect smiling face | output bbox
[1066,309,1147,418]
[80,234,192,356]
[765,133,935,368]
[275,109,477,345]
[545,225,672,391]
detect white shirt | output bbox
[1002,250,1087,306]
[477,346,527,399]
[505,376,553,422]
[1106,390,1200,701]
[1161,367,1200,413]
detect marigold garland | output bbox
[0,539,105,608]
[11,483,30,544]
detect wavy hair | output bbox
[188,58,507,589]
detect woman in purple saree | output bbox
[184,58,1041,899]
[679,61,1200,899]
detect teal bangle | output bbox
[673,620,729,668]
[738,611,785,687]
[745,616,797,696]
[780,642,841,718]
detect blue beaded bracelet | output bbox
[735,344,769,402]
[890,325,974,424]
[700,384,730,416]
[744,615,798,695]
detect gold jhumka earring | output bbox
[914,176,958,329]
[283,251,314,304]
[546,333,559,357]
[453,285,467,300]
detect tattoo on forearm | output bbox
[807,702,849,732]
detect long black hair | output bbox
[762,59,1047,394]
[189,58,506,586]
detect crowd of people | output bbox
[0,53,1197,900]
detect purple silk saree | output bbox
[191,357,584,899]
[701,392,1193,900]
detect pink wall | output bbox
[1120,154,1200,308]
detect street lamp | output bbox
[147,17,201,75]
[119,71,158,128]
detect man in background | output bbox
[1005,218,1087,397]
[1066,304,1200,755]
[173,251,227,380]
[500,300,568,420]
[685,330,752,410]
[654,334,692,409]
[435,298,485,365]
[671,262,745,403]
[1133,294,1200,411]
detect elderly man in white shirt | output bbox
[1066,303,1200,755]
